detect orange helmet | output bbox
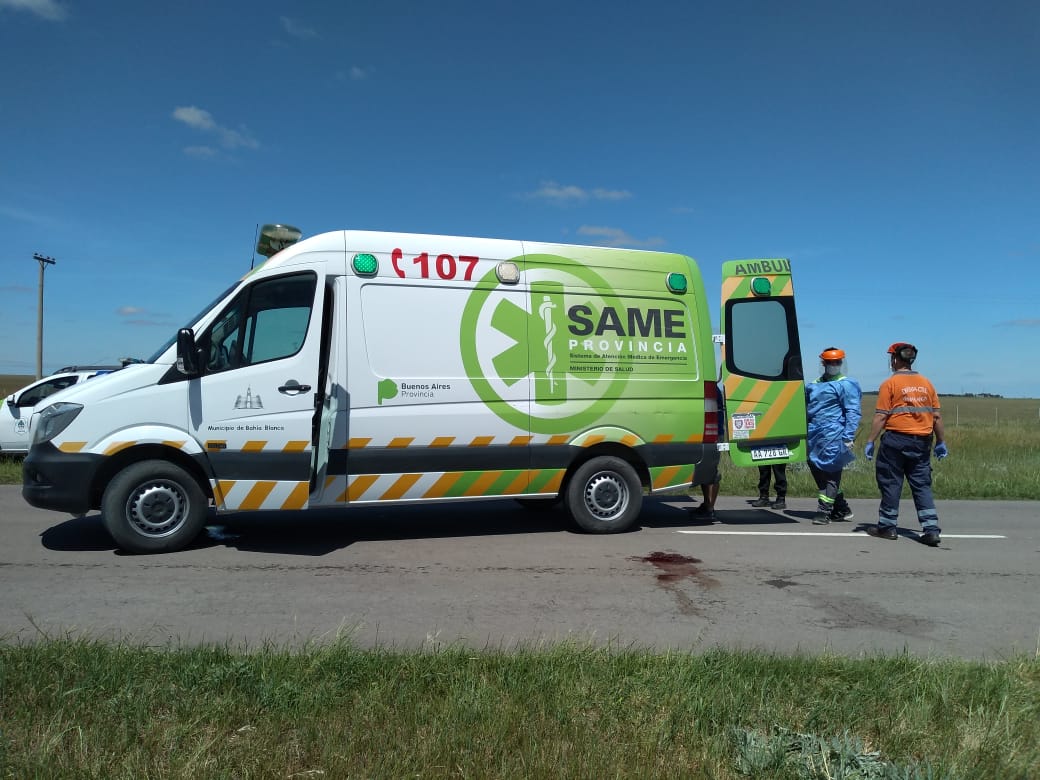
[819,347,845,361]
[888,342,917,363]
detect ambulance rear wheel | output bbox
[102,460,208,554]
[566,456,642,534]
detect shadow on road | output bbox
[39,496,813,557]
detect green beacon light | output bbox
[256,224,302,258]
[750,277,772,297]
[666,272,688,294]
[352,253,378,276]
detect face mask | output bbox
[824,364,841,377]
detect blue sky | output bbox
[1,0,1038,397]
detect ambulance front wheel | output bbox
[566,456,643,534]
[101,460,209,554]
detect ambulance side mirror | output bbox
[176,328,201,377]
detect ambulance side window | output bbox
[725,298,802,381]
[200,273,317,373]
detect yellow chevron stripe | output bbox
[548,435,570,446]
[388,437,414,448]
[620,433,640,447]
[464,471,503,496]
[103,441,134,456]
[281,482,310,510]
[425,472,464,498]
[754,381,801,436]
[242,440,266,452]
[215,480,234,505]
[58,442,86,453]
[240,481,276,510]
[161,440,186,449]
[283,440,309,452]
[510,435,533,446]
[653,433,674,443]
[652,465,683,490]
[503,471,531,494]
[382,474,422,500]
[582,434,605,447]
[469,436,494,447]
[430,436,455,447]
[346,474,379,501]
[348,438,371,449]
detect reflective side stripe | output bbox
[651,464,691,490]
[281,482,310,510]
[889,406,939,414]
[239,481,276,510]
[381,473,422,500]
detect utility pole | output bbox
[33,253,56,380]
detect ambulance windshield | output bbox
[145,282,240,363]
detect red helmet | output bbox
[819,347,845,361]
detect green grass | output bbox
[1,639,1037,779]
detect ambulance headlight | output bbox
[33,402,83,446]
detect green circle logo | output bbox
[460,254,631,434]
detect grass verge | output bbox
[1,639,1037,779]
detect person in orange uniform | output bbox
[864,342,948,546]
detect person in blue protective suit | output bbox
[805,347,862,524]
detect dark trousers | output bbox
[756,465,787,498]
[875,431,940,531]
[808,462,850,514]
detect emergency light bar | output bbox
[256,224,302,258]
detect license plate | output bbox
[751,446,790,461]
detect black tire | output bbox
[101,460,209,553]
[514,497,562,511]
[565,456,643,533]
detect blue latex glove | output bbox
[864,441,875,460]
[934,442,948,459]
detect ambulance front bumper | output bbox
[22,441,102,515]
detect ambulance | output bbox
[22,227,807,553]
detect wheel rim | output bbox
[582,470,629,520]
[125,480,190,538]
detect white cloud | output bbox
[184,145,218,158]
[280,16,318,39]
[172,106,259,152]
[577,225,665,249]
[527,181,633,205]
[0,0,68,21]
[589,187,632,201]
[116,306,144,316]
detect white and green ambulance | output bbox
[22,229,807,553]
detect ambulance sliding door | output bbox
[720,259,807,467]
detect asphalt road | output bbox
[1,485,1037,659]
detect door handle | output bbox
[278,380,311,395]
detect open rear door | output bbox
[720,259,807,467]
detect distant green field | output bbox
[0,373,35,398]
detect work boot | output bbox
[750,497,771,507]
[831,506,854,521]
[877,525,898,540]
[919,531,941,547]
[689,504,716,522]
[812,512,830,525]
[770,498,786,510]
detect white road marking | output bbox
[676,530,1006,539]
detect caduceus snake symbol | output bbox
[539,295,557,392]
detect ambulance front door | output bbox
[188,270,324,511]
[720,259,807,468]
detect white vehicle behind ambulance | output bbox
[22,227,807,553]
